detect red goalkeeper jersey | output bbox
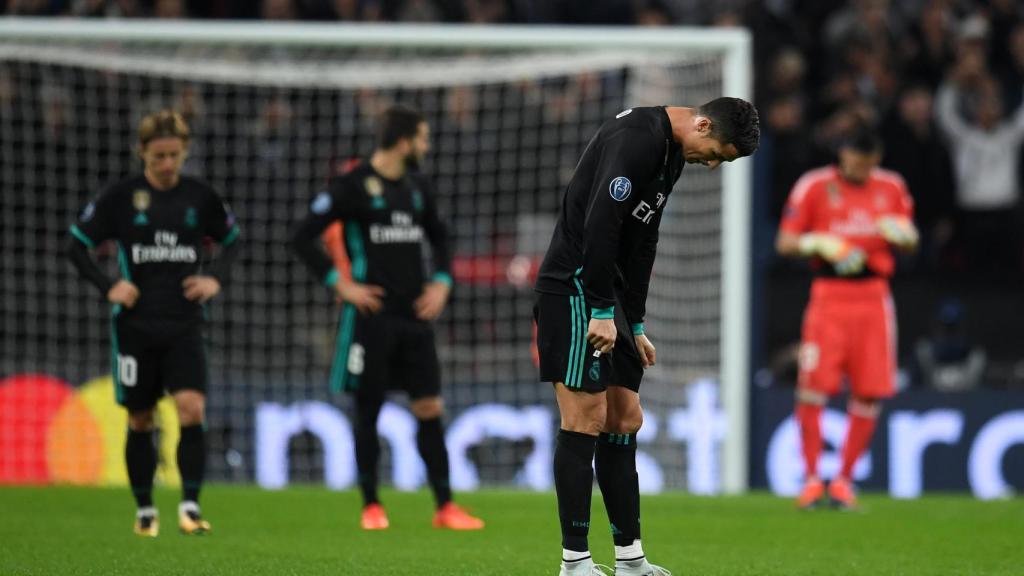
[779,165,914,278]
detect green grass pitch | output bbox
[1,485,1021,575]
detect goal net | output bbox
[0,21,751,493]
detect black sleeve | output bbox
[419,179,452,285]
[202,188,242,285]
[578,127,662,316]
[69,188,116,249]
[203,187,241,246]
[290,177,359,287]
[622,207,661,328]
[66,237,116,296]
[66,189,119,296]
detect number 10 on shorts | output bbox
[117,354,138,387]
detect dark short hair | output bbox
[377,104,425,149]
[840,125,883,154]
[698,97,760,157]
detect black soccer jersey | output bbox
[535,106,684,327]
[291,162,451,319]
[69,174,240,320]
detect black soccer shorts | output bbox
[533,292,644,393]
[111,315,209,411]
[329,310,442,400]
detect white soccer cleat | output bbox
[615,558,672,576]
[558,556,613,575]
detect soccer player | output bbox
[67,110,240,536]
[291,105,484,531]
[535,100,760,575]
[776,128,918,510]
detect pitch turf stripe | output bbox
[565,295,579,388]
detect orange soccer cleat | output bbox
[360,503,390,530]
[828,477,859,510]
[796,477,826,510]
[133,511,159,537]
[178,502,211,535]
[432,502,485,530]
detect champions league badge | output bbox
[80,202,96,222]
[609,176,632,202]
[311,192,331,214]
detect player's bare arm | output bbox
[586,318,616,354]
[182,275,220,303]
[414,280,450,321]
[107,279,141,308]
[336,280,386,314]
[635,333,656,368]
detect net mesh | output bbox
[0,35,727,491]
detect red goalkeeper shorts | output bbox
[797,278,897,399]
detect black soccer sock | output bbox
[177,424,206,504]
[125,428,157,509]
[353,393,384,506]
[416,417,452,508]
[555,429,598,552]
[595,432,641,547]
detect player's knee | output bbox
[606,405,643,434]
[174,392,205,426]
[796,387,828,406]
[128,409,155,431]
[849,396,881,417]
[411,397,444,420]
[561,402,606,436]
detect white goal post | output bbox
[0,18,752,493]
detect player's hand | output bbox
[798,233,866,276]
[414,281,451,321]
[635,334,656,368]
[587,318,616,354]
[832,248,866,276]
[877,215,919,250]
[182,276,221,303]
[337,281,385,315]
[107,280,140,308]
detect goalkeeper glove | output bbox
[798,233,867,276]
[877,215,918,248]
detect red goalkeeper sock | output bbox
[795,402,823,478]
[840,411,878,480]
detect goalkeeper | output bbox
[291,105,483,531]
[776,128,918,510]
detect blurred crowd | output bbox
[6,0,1023,277]
[750,0,1024,280]
[6,0,1024,388]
